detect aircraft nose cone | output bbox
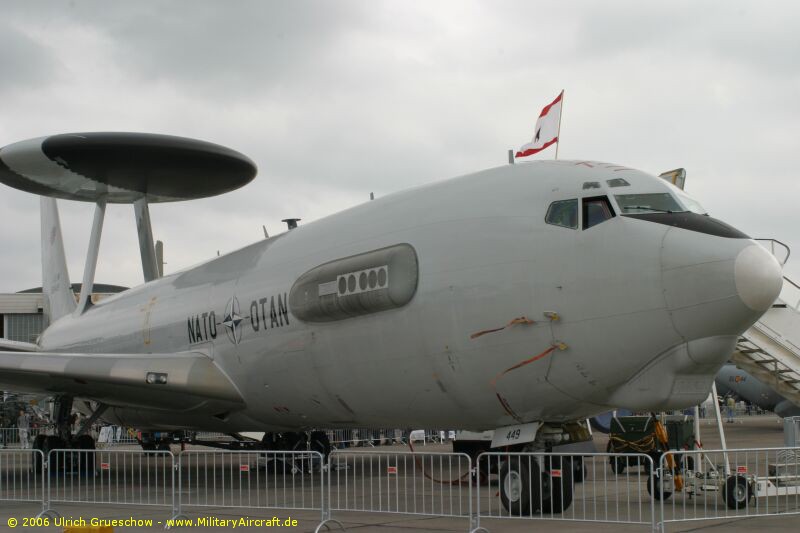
[661,230,782,346]
[734,244,783,312]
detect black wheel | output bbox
[309,431,331,459]
[541,456,574,514]
[43,436,68,474]
[32,435,47,473]
[647,470,673,501]
[724,475,752,510]
[73,434,95,450]
[611,455,627,474]
[499,456,540,516]
[572,456,587,483]
[607,441,627,474]
[70,436,96,476]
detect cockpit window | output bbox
[582,181,601,190]
[606,178,630,188]
[546,199,578,229]
[614,193,685,214]
[583,196,615,229]
[675,191,707,215]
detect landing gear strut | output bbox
[33,396,103,473]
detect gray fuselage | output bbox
[38,160,782,432]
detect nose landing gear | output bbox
[498,454,575,516]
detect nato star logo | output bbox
[223,296,244,345]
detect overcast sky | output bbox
[1,1,799,295]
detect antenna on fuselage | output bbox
[282,218,300,230]
[262,225,269,239]
[155,240,165,277]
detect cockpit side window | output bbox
[545,199,578,229]
[583,196,615,230]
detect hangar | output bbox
[0,284,126,344]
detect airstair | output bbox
[731,240,800,408]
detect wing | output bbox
[0,339,39,352]
[0,350,244,412]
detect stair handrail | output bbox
[755,238,791,265]
[747,323,800,378]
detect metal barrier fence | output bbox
[0,427,45,449]
[179,450,325,520]
[786,417,800,447]
[656,446,800,531]
[5,446,800,531]
[474,452,656,532]
[328,428,404,448]
[0,449,45,512]
[325,450,473,530]
[46,449,176,517]
[326,428,455,448]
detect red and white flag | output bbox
[515,91,563,158]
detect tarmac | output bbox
[0,415,796,533]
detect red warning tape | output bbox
[470,316,535,339]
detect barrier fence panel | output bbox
[47,449,175,513]
[0,428,45,449]
[657,447,800,530]
[178,450,325,520]
[786,417,800,447]
[475,452,656,531]
[328,428,407,448]
[326,450,473,529]
[0,449,45,510]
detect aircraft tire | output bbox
[572,456,587,483]
[74,434,95,450]
[32,435,47,473]
[541,456,574,514]
[723,475,752,510]
[309,431,331,459]
[647,470,673,501]
[43,436,68,474]
[499,456,539,516]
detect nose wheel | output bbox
[498,455,574,516]
[499,456,539,515]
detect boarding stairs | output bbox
[731,240,800,408]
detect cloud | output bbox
[1,0,800,291]
[0,22,59,95]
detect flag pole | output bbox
[554,89,564,160]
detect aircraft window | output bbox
[582,181,601,189]
[615,193,685,214]
[583,196,615,229]
[545,199,578,229]
[676,192,707,215]
[606,178,630,188]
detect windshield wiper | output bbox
[624,205,675,214]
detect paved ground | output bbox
[0,415,796,532]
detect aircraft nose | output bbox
[734,244,783,312]
[661,230,782,346]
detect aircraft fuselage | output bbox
[38,160,782,432]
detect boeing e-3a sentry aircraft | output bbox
[0,132,784,512]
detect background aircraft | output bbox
[716,363,800,418]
